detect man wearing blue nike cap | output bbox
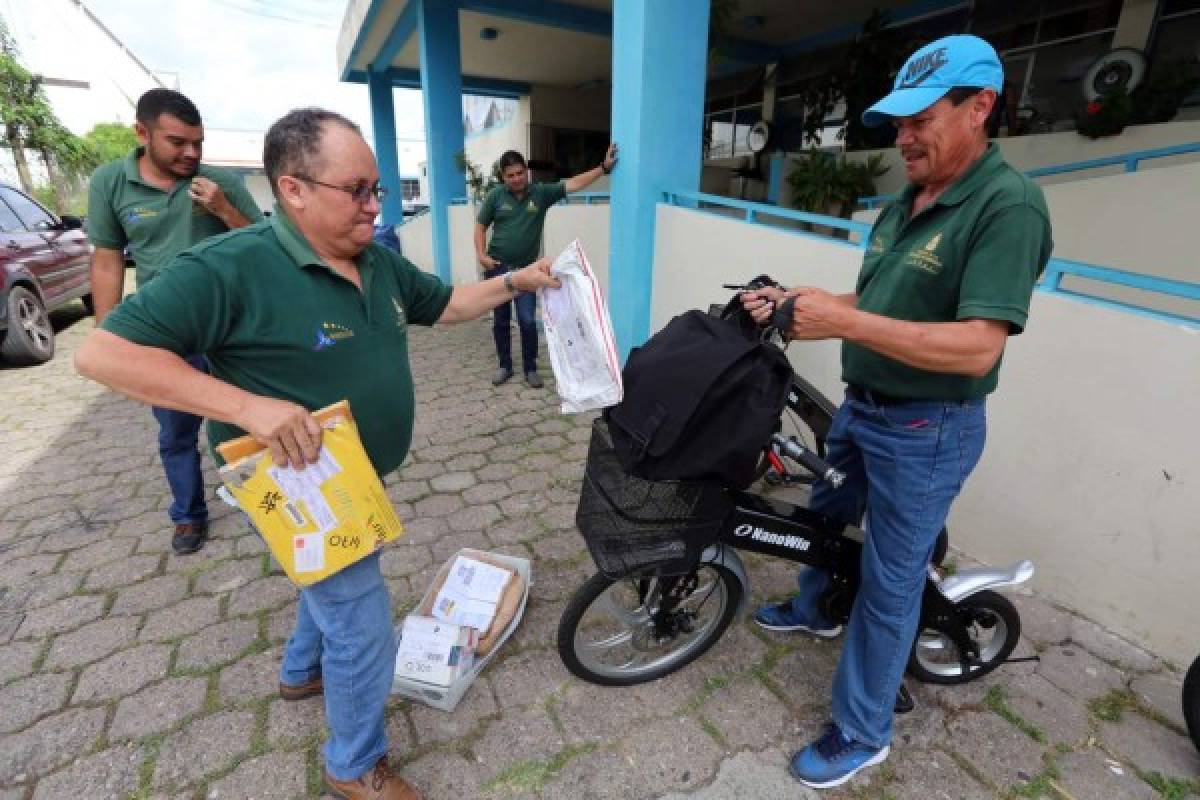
[743,34,1052,788]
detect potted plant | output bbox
[1131,58,1200,124]
[786,149,888,235]
[1075,87,1133,139]
[454,151,500,204]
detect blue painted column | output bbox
[367,68,404,227]
[609,0,710,359]
[417,0,466,283]
[766,153,785,205]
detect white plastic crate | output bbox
[390,549,532,711]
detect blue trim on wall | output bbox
[663,190,870,249]
[417,0,466,283]
[368,69,405,226]
[459,0,610,36]
[374,1,419,71]
[609,0,710,360]
[340,0,388,82]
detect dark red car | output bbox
[0,183,93,366]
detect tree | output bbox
[0,14,97,197]
[84,122,139,164]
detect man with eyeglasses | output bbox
[75,107,561,800]
[86,88,263,556]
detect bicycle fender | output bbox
[937,560,1035,604]
[701,543,750,615]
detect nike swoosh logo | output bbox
[898,64,939,89]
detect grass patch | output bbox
[1088,688,1137,722]
[481,742,598,795]
[698,716,728,748]
[1141,771,1196,800]
[985,685,1047,743]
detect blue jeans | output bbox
[151,354,208,525]
[798,390,986,748]
[280,551,395,781]
[485,265,538,373]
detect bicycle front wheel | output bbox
[557,563,743,686]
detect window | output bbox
[1154,1,1200,108]
[0,197,24,233]
[399,179,420,201]
[0,187,55,231]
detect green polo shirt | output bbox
[101,207,453,475]
[477,181,567,268]
[843,144,1052,400]
[86,148,263,287]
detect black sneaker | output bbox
[524,371,543,389]
[491,367,513,386]
[172,521,209,555]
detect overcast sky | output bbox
[84,0,427,138]
[0,0,427,139]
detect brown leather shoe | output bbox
[325,759,421,800]
[278,675,323,702]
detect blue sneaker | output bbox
[753,597,842,636]
[789,724,889,789]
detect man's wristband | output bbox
[503,272,517,294]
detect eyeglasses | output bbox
[295,175,388,204]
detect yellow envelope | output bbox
[217,400,403,587]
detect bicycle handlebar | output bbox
[772,434,845,489]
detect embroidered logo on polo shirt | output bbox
[123,207,158,225]
[499,203,513,212]
[312,322,355,351]
[906,231,944,274]
[868,235,886,254]
[526,200,537,214]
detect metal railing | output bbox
[558,192,610,205]
[1040,258,1200,327]
[662,189,1199,328]
[857,141,1200,209]
[662,189,872,249]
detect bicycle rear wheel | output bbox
[1184,655,1200,754]
[557,563,743,686]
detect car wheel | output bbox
[1,286,55,365]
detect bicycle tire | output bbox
[557,563,743,686]
[1184,655,1200,754]
[907,590,1020,685]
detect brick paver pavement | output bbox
[1,305,1197,799]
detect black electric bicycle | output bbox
[1185,655,1200,754]
[557,282,1032,689]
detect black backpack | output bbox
[606,309,793,489]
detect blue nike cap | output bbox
[862,35,1004,128]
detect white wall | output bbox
[243,175,274,212]
[846,119,1200,196]
[652,205,861,400]
[544,205,610,293]
[396,213,435,274]
[449,205,478,285]
[652,204,1200,667]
